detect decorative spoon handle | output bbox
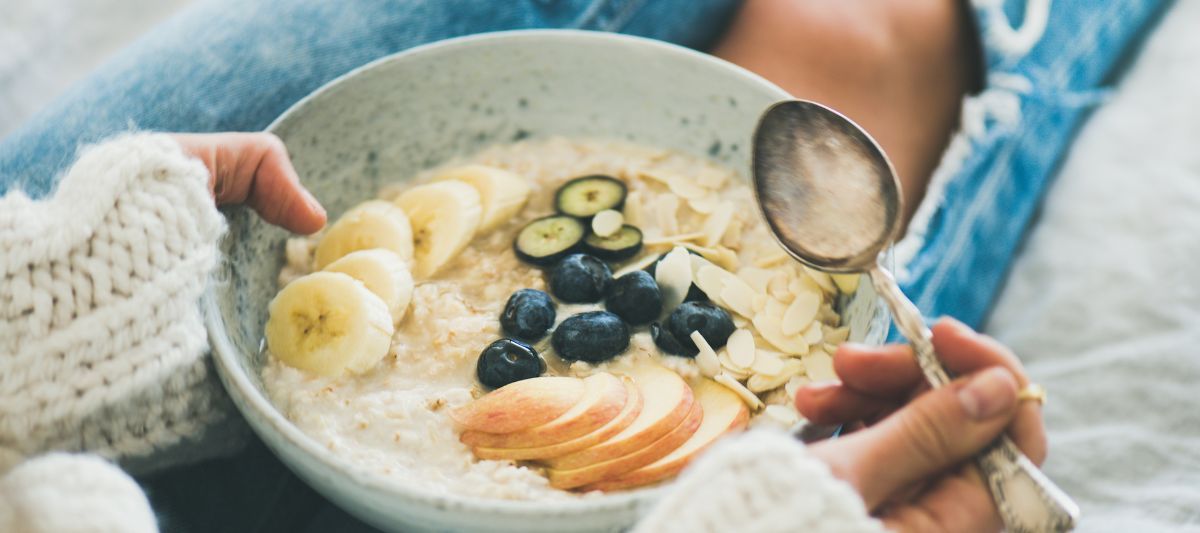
[868,264,1079,532]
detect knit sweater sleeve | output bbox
[0,133,246,475]
[633,429,886,533]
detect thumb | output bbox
[811,366,1019,510]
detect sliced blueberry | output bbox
[665,301,735,354]
[476,339,545,389]
[650,322,691,356]
[514,215,586,266]
[552,311,630,363]
[555,175,627,218]
[549,253,612,303]
[604,271,661,325]
[500,289,556,341]
[583,225,643,261]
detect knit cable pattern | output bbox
[0,134,245,473]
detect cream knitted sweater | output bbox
[0,135,881,533]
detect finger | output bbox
[880,466,1001,533]
[173,133,327,234]
[832,342,924,398]
[809,366,1019,510]
[929,319,1046,465]
[794,381,892,425]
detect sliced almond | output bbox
[762,404,800,426]
[700,201,735,247]
[781,291,821,337]
[752,294,768,314]
[683,243,740,271]
[753,312,810,355]
[817,303,841,326]
[694,167,729,189]
[643,232,705,247]
[655,247,692,312]
[691,331,721,378]
[715,373,765,411]
[623,191,644,227]
[823,342,840,355]
[667,174,710,200]
[726,328,757,368]
[737,267,777,294]
[732,315,749,329]
[687,193,719,215]
[721,217,744,250]
[831,273,862,294]
[591,209,624,238]
[802,266,837,295]
[694,264,728,304]
[637,170,673,186]
[655,194,680,236]
[719,278,756,318]
[823,325,850,344]
[612,253,659,278]
[784,374,813,400]
[767,273,794,302]
[802,349,837,382]
[747,364,798,393]
[754,250,790,269]
[751,349,785,376]
[802,321,825,345]
[789,275,823,302]
[717,350,752,377]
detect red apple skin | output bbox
[449,377,585,434]
[461,373,627,448]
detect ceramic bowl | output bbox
[205,30,890,533]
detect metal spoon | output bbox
[752,99,1080,533]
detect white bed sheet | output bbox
[985,2,1200,530]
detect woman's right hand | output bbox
[797,318,1047,532]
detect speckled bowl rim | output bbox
[206,29,828,519]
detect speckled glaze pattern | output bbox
[204,30,890,533]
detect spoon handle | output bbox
[868,265,1079,532]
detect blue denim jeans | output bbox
[0,0,1170,531]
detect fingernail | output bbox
[957,367,1017,420]
[304,189,326,216]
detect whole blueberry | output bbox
[550,254,613,303]
[604,271,662,325]
[650,322,690,356]
[644,252,708,304]
[476,339,545,389]
[665,301,736,355]
[551,311,630,363]
[500,289,556,341]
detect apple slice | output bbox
[461,373,627,448]
[472,379,643,461]
[545,364,693,470]
[449,376,584,434]
[582,378,750,491]
[546,397,703,490]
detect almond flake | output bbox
[754,251,790,269]
[748,367,795,393]
[762,404,800,426]
[285,238,312,267]
[789,275,823,301]
[768,273,794,302]
[591,209,624,237]
[784,374,813,400]
[732,315,749,328]
[700,201,735,247]
[613,253,659,277]
[802,321,824,345]
[719,278,756,318]
[781,291,821,337]
[643,232,705,247]
[687,193,719,214]
[726,328,757,368]
[721,218,744,250]
[752,312,810,355]
[823,343,840,355]
[717,350,751,377]
[655,194,680,236]
[682,243,740,271]
[694,265,728,304]
[802,266,838,295]
[623,191,644,227]
[817,304,841,326]
[737,267,777,294]
[831,273,862,294]
[751,349,785,376]
[823,326,850,344]
[715,373,765,411]
[752,294,768,314]
[655,247,692,312]
[637,170,673,186]
[694,167,729,189]
[802,349,837,382]
[691,331,721,378]
[667,174,710,200]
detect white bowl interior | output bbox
[205,30,890,533]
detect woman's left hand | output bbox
[172,132,327,234]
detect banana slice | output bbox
[323,249,414,326]
[435,165,530,233]
[314,200,413,270]
[264,271,394,376]
[394,181,483,278]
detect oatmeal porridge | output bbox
[262,137,859,500]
